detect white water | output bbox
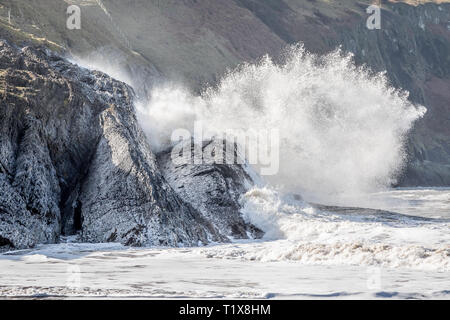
[133,47,448,274]
[0,188,448,299]
[23,45,446,299]
[137,45,426,204]
[216,187,449,271]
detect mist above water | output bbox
[137,44,426,204]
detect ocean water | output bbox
[0,188,448,299]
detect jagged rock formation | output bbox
[0,40,236,251]
[158,139,263,240]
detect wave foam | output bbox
[209,187,450,271]
[138,44,426,203]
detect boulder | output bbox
[158,139,263,240]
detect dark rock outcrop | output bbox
[158,139,263,240]
[0,40,229,251]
